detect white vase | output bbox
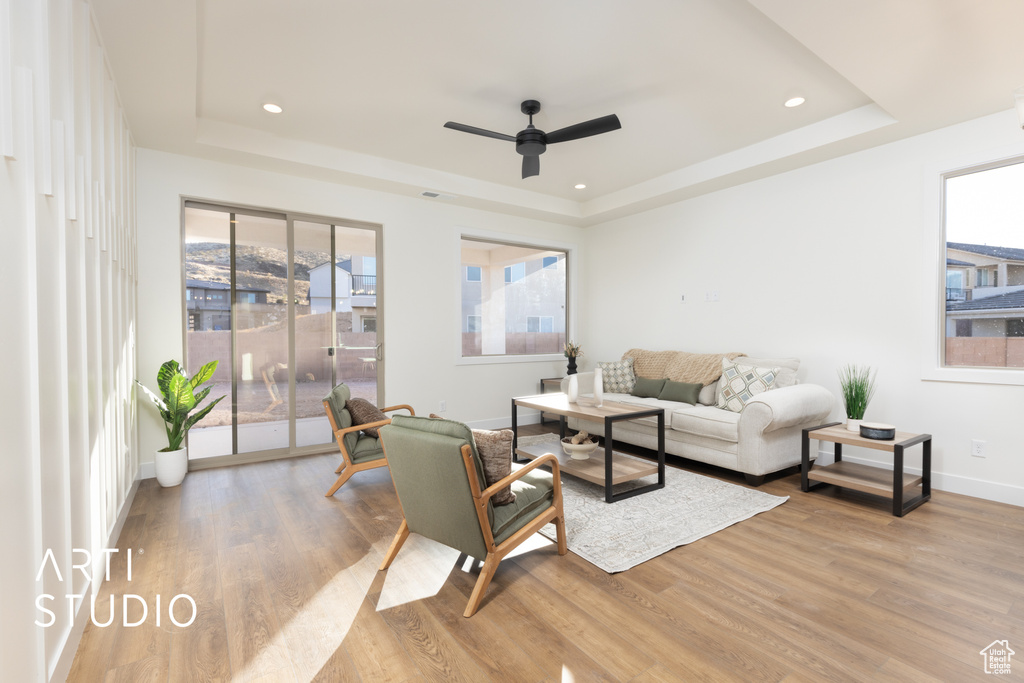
[567,374,579,403]
[155,447,188,487]
[593,367,604,407]
[846,418,862,433]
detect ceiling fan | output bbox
[444,100,621,179]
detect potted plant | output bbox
[564,340,583,375]
[837,364,876,432]
[136,359,224,487]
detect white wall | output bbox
[583,109,1024,505]
[0,1,137,681]
[136,149,584,468]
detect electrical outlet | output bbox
[439,400,446,413]
[971,439,986,458]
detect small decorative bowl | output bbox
[561,437,600,460]
[860,422,896,440]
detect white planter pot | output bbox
[155,447,188,487]
[846,418,863,433]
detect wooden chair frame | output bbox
[323,400,415,497]
[380,444,567,617]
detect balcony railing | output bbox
[352,274,377,296]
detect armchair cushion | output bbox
[491,466,556,545]
[471,428,517,506]
[346,398,388,437]
[349,436,385,463]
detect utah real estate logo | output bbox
[980,640,1014,675]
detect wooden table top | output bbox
[807,423,930,453]
[514,392,664,421]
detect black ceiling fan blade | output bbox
[522,155,540,179]
[444,121,516,142]
[545,114,621,144]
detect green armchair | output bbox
[322,383,414,497]
[378,415,567,617]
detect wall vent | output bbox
[420,190,458,200]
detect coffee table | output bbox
[511,393,665,503]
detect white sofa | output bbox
[560,351,834,485]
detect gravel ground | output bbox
[195,378,378,427]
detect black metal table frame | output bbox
[801,421,932,517]
[511,397,666,503]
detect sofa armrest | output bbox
[739,384,834,435]
[559,372,596,395]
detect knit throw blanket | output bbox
[622,349,745,387]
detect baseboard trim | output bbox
[49,477,141,683]
[817,447,1024,508]
[138,461,155,480]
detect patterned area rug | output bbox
[519,435,788,573]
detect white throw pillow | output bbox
[599,358,636,393]
[716,359,780,412]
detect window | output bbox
[461,237,567,357]
[942,158,1024,369]
[362,316,376,333]
[504,262,525,283]
[466,266,481,282]
[527,316,553,333]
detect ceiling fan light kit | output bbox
[445,99,621,179]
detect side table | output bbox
[801,422,931,517]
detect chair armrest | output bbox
[382,404,415,416]
[333,417,393,439]
[740,384,835,435]
[479,453,562,505]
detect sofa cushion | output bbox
[671,404,741,443]
[716,360,780,412]
[735,356,800,388]
[599,358,636,393]
[631,377,666,398]
[659,380,702,405]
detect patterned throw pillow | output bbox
[716,359,780,413]
[345,398,388,437]
[599,358,636,393]
[471,429,516,506]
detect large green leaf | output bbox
[188,360,219,390]
[184,395,225,432]
[192,386,213,406]
[165,373,196,419]
[135,381,172,423]
[157,360,183,400]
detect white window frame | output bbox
[455,228,576,366]
[922,144,1024,386]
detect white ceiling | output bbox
[91,0,1024,225]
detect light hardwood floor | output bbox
[68,425,1024,682]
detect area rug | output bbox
[518,435,788,573]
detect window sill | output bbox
[922,366,1024,386]
[456,353,565,366]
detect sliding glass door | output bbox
[184,201,381,463]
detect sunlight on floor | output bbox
[232,538,386,682]
[562,664,576,682]
[376,535,462,612]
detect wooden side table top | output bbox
[806,424,930,452]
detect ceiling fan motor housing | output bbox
[516,128,546,156]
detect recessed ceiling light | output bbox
[263,103,283,114]
[574,183,586,190]
[784,96,806,108]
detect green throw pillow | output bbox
[659,380,702,405]
[631,377,666,398]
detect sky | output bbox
[945,160,1024,249]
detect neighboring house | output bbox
[461,254,566,334]
[186,279,271,331]
[946,243,1024,337]
[308,259,378,332]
